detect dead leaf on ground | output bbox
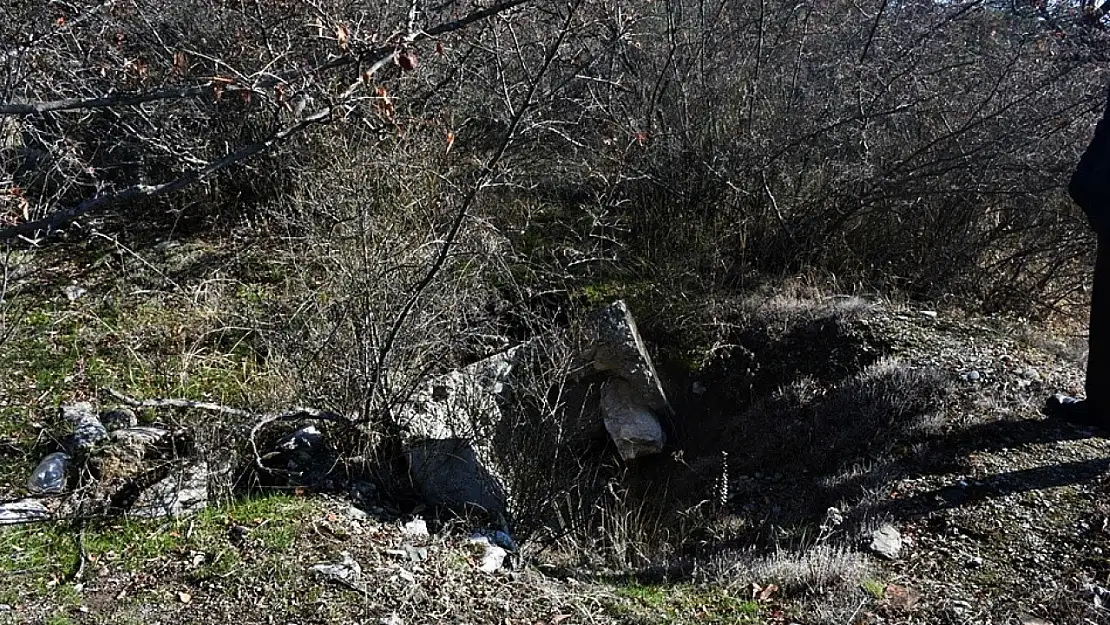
[881,583,920,612]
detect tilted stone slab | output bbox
[585,300,671,460]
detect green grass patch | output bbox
[610,582,762,624]
[860,578,886,599]
[0,493,316,584]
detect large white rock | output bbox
[399,346,525,517]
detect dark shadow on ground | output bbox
[870,456,1110,519]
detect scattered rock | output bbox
[62,403,108,453]
[344,505,369,521]
[311,551,362,585]
[467,534,508,573]
[130,461,208,518]
[0,499,49,526]
[869,523,902,560]
[402,545,428,562]
[62,284,87,302]
[26,452,70,494]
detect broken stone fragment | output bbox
[586,300,671,460]
[26,452,70,494]
[129,461,208,518]
[869,523,902,560]
[61,402,108,454]
[600,379,666,460]
[311,551,362,585]
[467,534,508,573]
[0,499,50,526]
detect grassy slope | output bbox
[3,232,1109,624]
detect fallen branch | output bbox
[105,388,353,475]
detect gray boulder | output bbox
[400,346,524,517]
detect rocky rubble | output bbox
[400,299,672,519]
[2,299,674,533]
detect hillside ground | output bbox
[1,232,1109,625]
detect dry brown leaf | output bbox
[336,24,350,51]
[882,583,920,612]
[758,583,779,602]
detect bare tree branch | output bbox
[364,0,580,421]
[0,108,331,240]
[0,84,215,116]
